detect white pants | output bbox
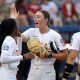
[27,64,56,80]
[0,66,17,80]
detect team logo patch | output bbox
[3,46,9,50]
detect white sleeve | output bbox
[1,39,23,64]
[1,54,23,64]
[69,34,79,51]
[54,33,66,50]
[22,28,33,39]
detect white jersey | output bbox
[0,36,23,80]
[69,32,80,63]
[22,28,65,80]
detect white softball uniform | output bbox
[69,32,80,63]
[69,32,80,80]
[0,36,23,80]
[22,28,66,80]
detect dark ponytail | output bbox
[0,25,7,55]
[0,34,7,55]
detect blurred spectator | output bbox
[53,12,63,26]
[41,0,58,24]
[0,0,6,5]
[10,0,35,30]
[75,2,80,23]
[6,0,16,4]
[10,0,29,25]
[0,1,10,21]
[62,0,78,25]
[54,0,65,10]
[27,0,41,17]
[10,0,27,14]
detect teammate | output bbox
[62,32,80,80]
[0,18,34,80]
[21,10,68,80]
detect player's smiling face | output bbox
[34,11,47,28]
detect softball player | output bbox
[22,10,67,80]
[62,32,80,80]
[0,18,34,80]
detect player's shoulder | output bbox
[50,29,60,36]
[28,28,39,32]
[72,32,80,38]
[3,36,15,44]
[28,28,37,30]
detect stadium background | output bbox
[0,0,80,80]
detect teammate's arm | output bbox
[1,53,23,64]
[1,51,34,64]
[62,49,78,80]
[62,33,79,80]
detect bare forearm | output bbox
[52,51,68,60]
[67,50,78,65]
[62,50,78,79]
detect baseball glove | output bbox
[27,37,46,58]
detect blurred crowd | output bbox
[0,0,80,27]
[0,0,80,80]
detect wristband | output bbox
[63,63,74,79]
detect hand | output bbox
[16,50,21,55]
[35,50,49,59]
[43,50,49,58]
[23,52,34,60]
[43,44,51,58]
[10,10,19,19]
[39,44,51,59]
[38,44,49,59]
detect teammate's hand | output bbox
[16,50,21,55]
[23,52,34,60]
[10,10,19,19]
